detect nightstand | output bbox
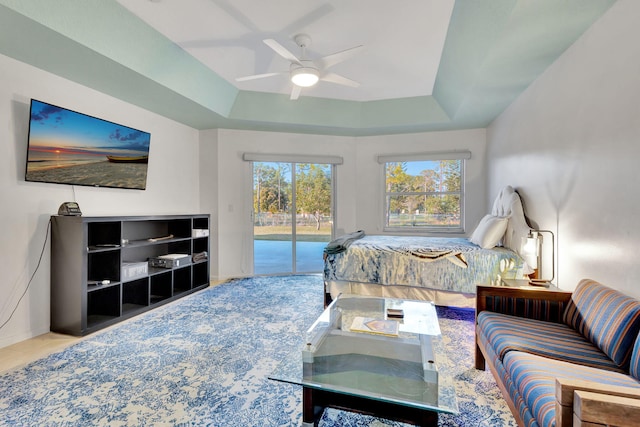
[476,280,572,324]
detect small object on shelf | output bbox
[58,202,82,216]
[192,229,209,238]
[192,251,208,262]
[528,279,550,287]
[122,262,149,280]
[350,316,399,337]
[386,308,404,318]
[149,253,191,268]
[147,234,174,242]
[88,279,111,286]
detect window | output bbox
[383,159,464,232]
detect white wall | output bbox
[202,128,487,279]
[198,130,219,279]
[487,0,640,296]
[0,53,202,348]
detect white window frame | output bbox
[243,152,341,241]
[378,151,470,234]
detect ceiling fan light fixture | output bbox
[291,67,319,87]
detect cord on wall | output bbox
[0,218,51,331]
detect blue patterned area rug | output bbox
[0,275,515,426]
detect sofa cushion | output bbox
[478,311,625,373]
[563,279,640,369]
[504,351,640,427]
[479,326,542,427]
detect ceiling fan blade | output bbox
[316,45,364,70]
[321,72,360,88]
[235,72,284,82]
[211,0,261,33]
[290,85,302,100]
[263,39,301,65]
[282,4,334,36]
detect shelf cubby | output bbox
[88,250,120,283]
[193,262,209,288]
[150,272,173,304]
[193,217,209,230]
[122,278,150,315]
[193,237,208,255]
[167,240,192,255]
[173,266,192,295]
[88,221,121,248]
[87,285,120,329]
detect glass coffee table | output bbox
[269,294,458,426]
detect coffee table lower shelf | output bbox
[303,387,438,427]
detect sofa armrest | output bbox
[476,284,572,323]
[474,284,572,370]
[573,390,640,426]
[555,378,640,427]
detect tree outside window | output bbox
[384,160,463,231]
[253,162,333,234]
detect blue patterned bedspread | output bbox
[323,235,522,294]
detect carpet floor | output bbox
[0,275,515,426]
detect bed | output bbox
[323,186,534,308]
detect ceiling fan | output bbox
[236,34,363,100]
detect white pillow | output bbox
[469,215,509,249]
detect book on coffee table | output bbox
[350,316,399,337]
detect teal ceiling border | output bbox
[0,0,238,117]
[433,0,617,127]
[0,0,617,136]
[433,0,518,119]
[229,93,450,129]
[230,91,362,129]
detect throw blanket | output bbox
[375,244,468,268]
[323,230,365,255]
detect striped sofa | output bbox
[475,279,640,427]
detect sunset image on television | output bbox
[25,100,151,190]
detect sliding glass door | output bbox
[253,162,293,274]
[253,161,334,274]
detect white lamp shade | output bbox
[291,67,319,87]
[522,236,539,268]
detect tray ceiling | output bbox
[0,0,616,136]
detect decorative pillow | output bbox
[563,279,640,369]
[469,214,509,249]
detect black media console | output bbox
[50,214,210,336]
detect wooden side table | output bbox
[477,279,571,313]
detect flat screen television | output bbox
[25,99,151,190]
